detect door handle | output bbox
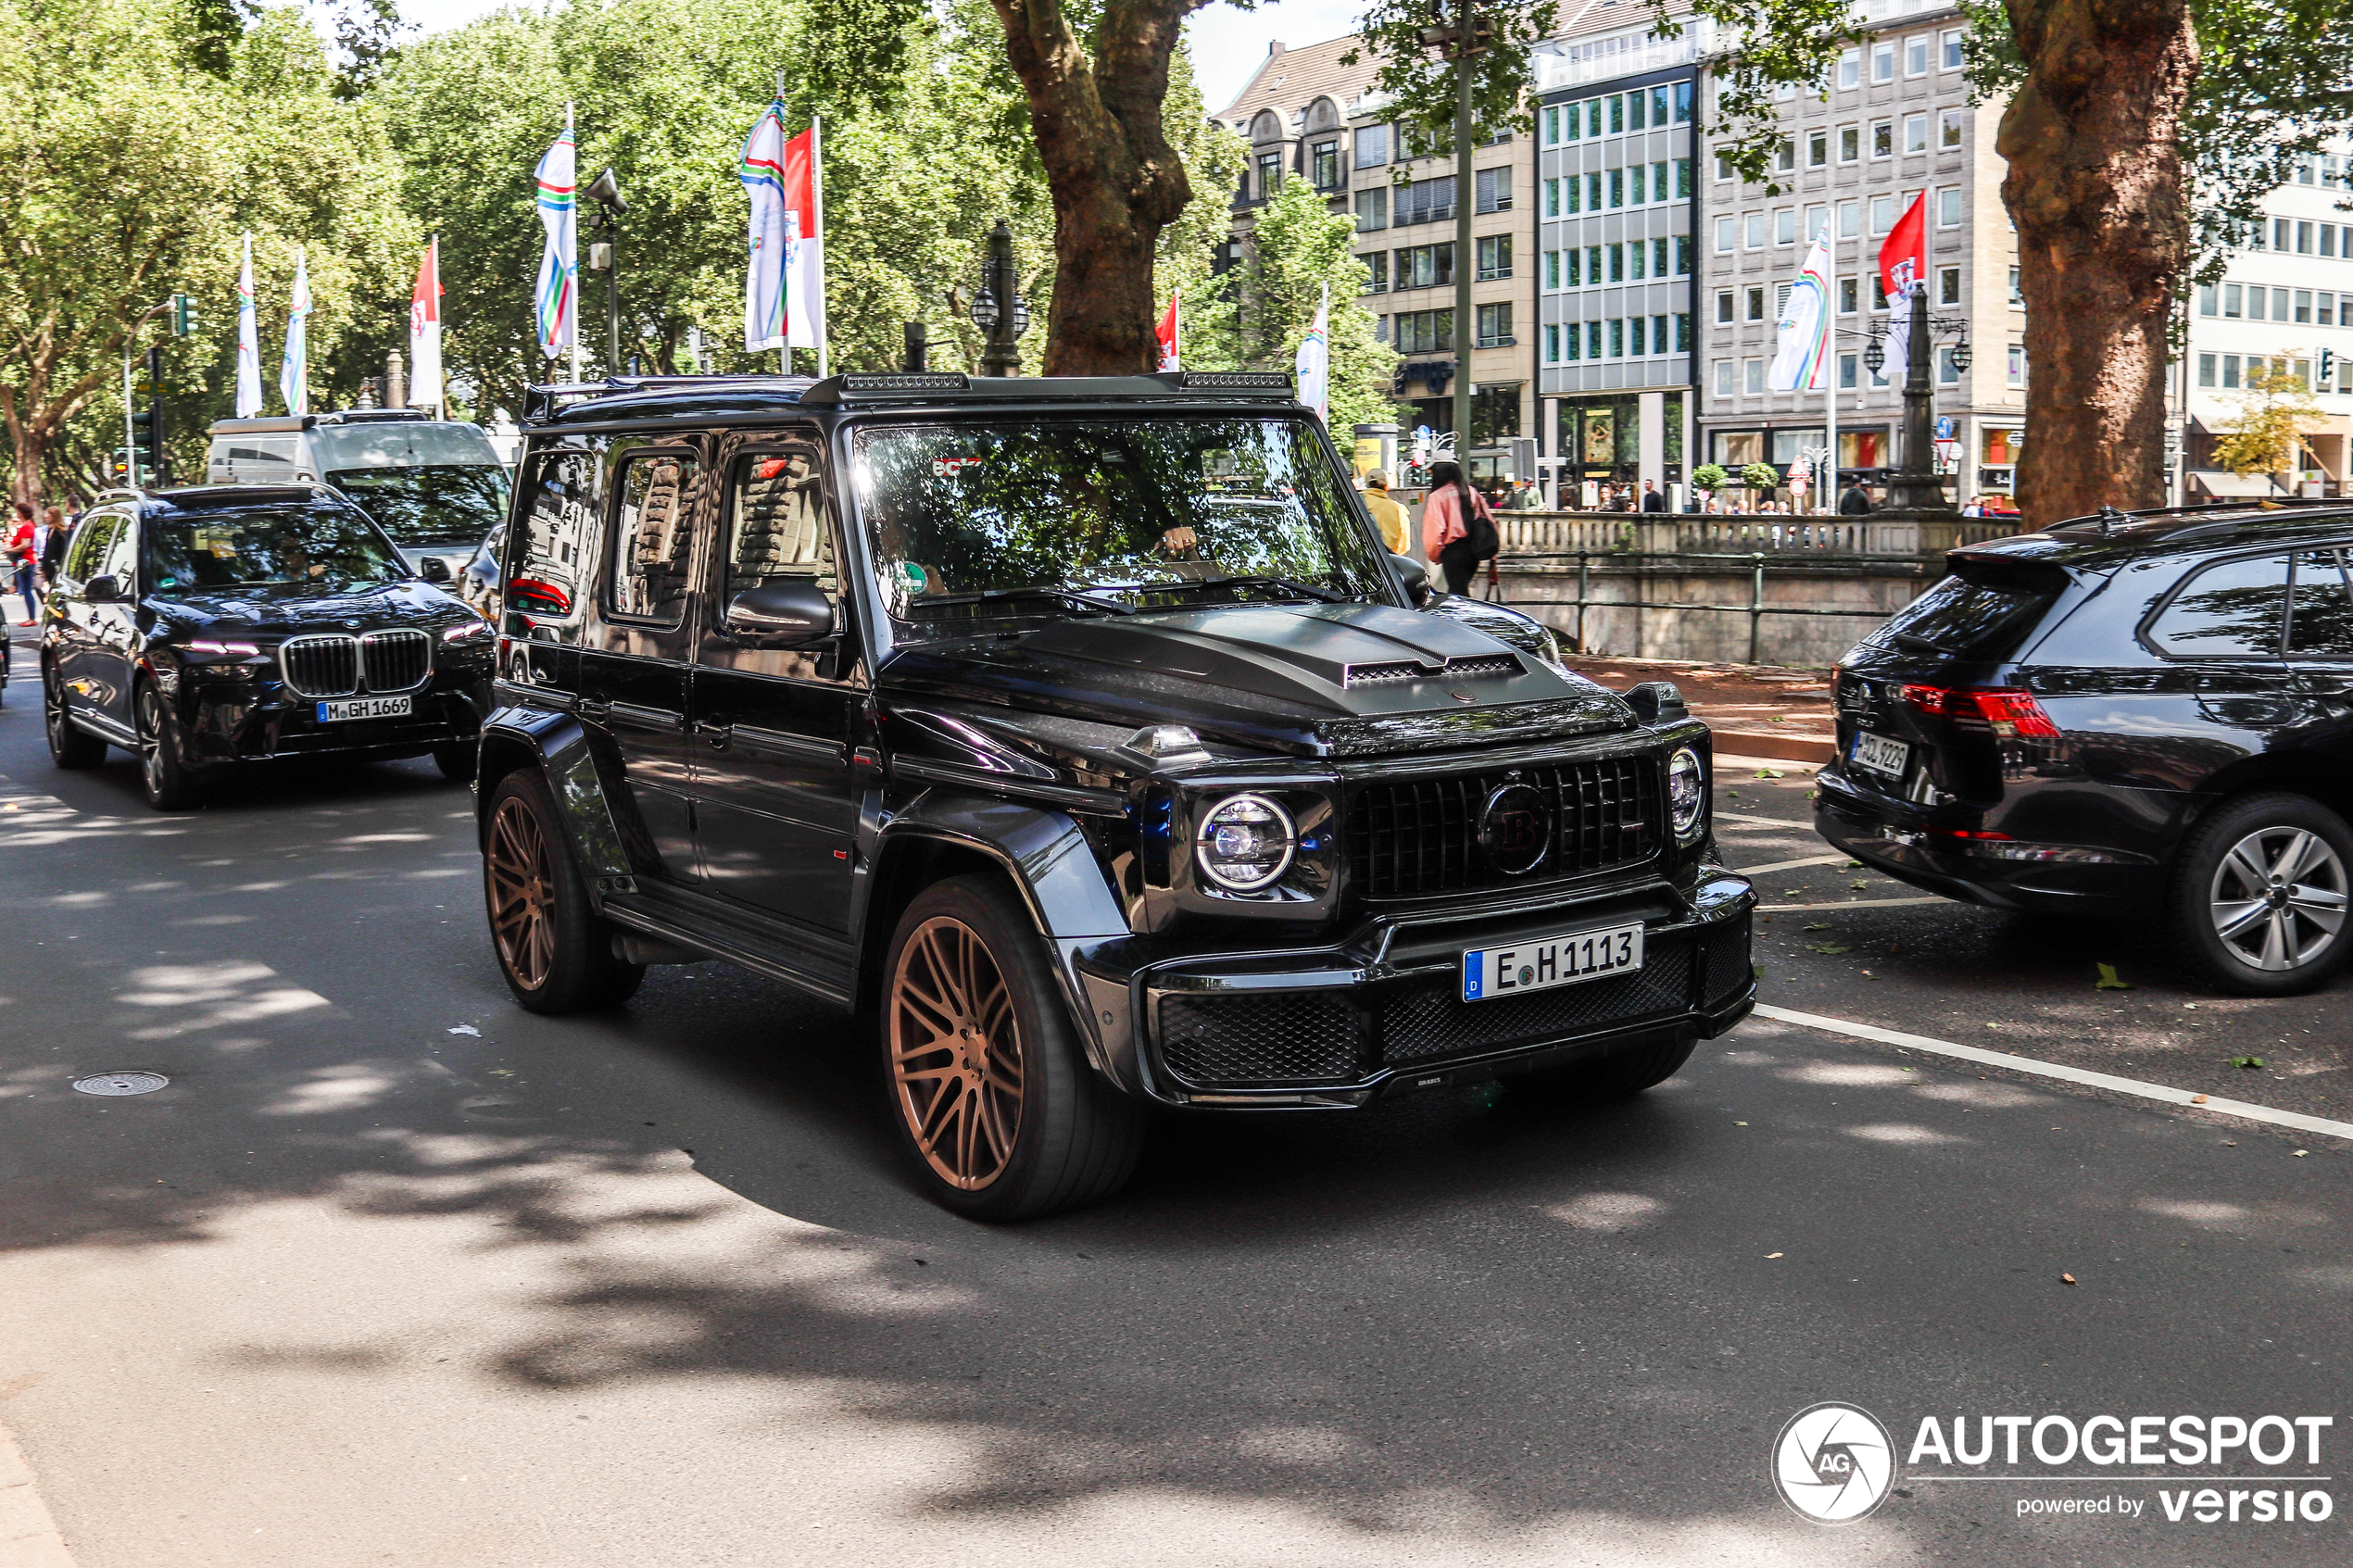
[693,720,733,749]
[575,696,611,720]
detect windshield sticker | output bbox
[931,457,984,479]
[894,561,929,596]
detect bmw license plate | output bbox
[316,696,411,722]
[1849,730,1910,778]
[1462,922,1644,1003]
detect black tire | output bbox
[482,770,646,1013]
[433,741,477,782]
[2168,791,2353,997]
[1515,1033,1698,1102]
[44,663,106,769]
[133,679,201,810]
[879,874,1144,1221]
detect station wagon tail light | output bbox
[1898,684,2058,737]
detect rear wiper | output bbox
[1164,573,1347,604]
[911,585,1134,616]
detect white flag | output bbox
[739,98,788,352]
[233,232,262,419]
[1767,230,1833,393]
[1294,284,1329,425]
[409,236,443,413]
[534,117,578,361]
[278,246,310,416]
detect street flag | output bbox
[1879,192,1927,378]
[1155,290,1181,372]
[1767,228,1833,393]
[278,246,311,416]
[1294,284,1329,425]
[782,124,825,357]
[740,97,789,352]
[409,235,444,413]
[233,232,262,419]
[535,116,578,361]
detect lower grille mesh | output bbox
[1385,940,1692,1064]
[1159,992,1364,1086]
[1701,915,1755,1008]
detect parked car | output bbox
[476,372,1755,1218]
[42,484,495,809]
[208,410,510,580]
[1818,502,2353,995]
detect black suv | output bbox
[1818,503,2353,995]
[43,484,494,809]
[476,372,1755,1218]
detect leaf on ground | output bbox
[1803,922,1832,931]
[1849,880,1869,890]
[1766,714,1786,723]
[1765,1251,1783,1259]
[2060,1273,2077,1286]
[447,1024,481,1036]
[1804,942,1852,955]
[2230,1055,2266,1070]
[1842,859,1864,868]
[2094,963,2132,991]
[1752,965,1768,980]
[1755,768,1784,779]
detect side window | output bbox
[605,449,702,623]
[724,449,835,606]
[507,445,600,630]
[2150,552,2292,658]
[2289,549,2353,658]
[104,517,139,583]
[63,513,123,583]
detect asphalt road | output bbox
[1,641,2347,1567]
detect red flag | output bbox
[1155,290,1180,371]
[408,236,443,410]
[782,128,824,351]
[1878,192,1926,301]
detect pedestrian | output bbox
[1359,470,1410,556]
[34,506,67,595]
[1640,480,1667,513]
[1421,458,1498,596]
[1838,483,1873,516]
[6,502,37,625]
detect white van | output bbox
[207,410,510,577]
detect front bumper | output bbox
[1074,870,1755,1109]
[181,678,488,766]
[1814,769,2162,914]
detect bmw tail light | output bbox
[1898,684,2059,738]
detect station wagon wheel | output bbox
[133,680,199,810]
[879,876,1144,1220]
[2171,792,2353,997]
[480,771,644,1013]
[44,663,106,769]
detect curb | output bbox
[0,1418,75,1568]
[1706,728,1836,764]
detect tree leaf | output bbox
[2094,963,2132,990]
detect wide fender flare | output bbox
[476,708,633,889]
[875,790,1136,1088]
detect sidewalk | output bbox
[1560,653,1837,763]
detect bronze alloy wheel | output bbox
[486,793,558,990]
[888,915,1025,1191]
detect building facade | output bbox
[1692,2,2028,508]
[2181,138,2353,499]
[1532,22,1706,503]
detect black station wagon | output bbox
[42,484,494,809]
[1818,502,2353,996]
[476,372,1755,1218]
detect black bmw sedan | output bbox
[1818,502,2353,996]
[42,484,494,809]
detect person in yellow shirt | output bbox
[1359,470,1409,556]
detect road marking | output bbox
[1716,810,1810,828]
[1755,1002,2353,1143]
[0,1415,78,1567]
[1758,897,1946,911]
[1733,852,1853,876]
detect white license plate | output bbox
[1850,731,1910,777]
[1462,922,1645,1002]
[316,696,412,722]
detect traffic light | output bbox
[108,449,131,483]
[2324,347,2338,387]
[171,293,199,337]
[130,409,159,479]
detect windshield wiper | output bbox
[910,585,1135,616]
[1171,573,1347,603]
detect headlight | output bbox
[442,619,492,645]
[1193,792,1297,892]
[1667,747,1706,841]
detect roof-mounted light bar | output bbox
[840,372,971,393]
[1157,370,1294,392]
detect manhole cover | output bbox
[72,1072,170,1097]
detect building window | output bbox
[2247,284,2266,320]
[1629,317,1646,356]
[1777,137,1797,172]
[1475,167,1512,213]
[1394,308,1453,354]
[1653,160,1671,202]
[1650,84,1671,125]
[1354,188,1388,232]
[1744,211,1766,248]
[1604,169,1621,207]
[1904,113,1929,154]
[1746,285,1767,321]
[1373,314,1388,343]
[1628,89,1647,132]
[1587,171,1604,209]
[2007,344,2027,386]
[2198,353,2216,388]
[1544,249,1561,290]
[1839,125,1859,163]
[1588,320,1604,358]
[1255,152,1281,200]
[1543,177,1560,218]
[1839,276,1859,314]
[2223,282,2242,319]
[2008,267,2023,307]
[1715,214,1735,252]
[1477,234,1513,281]
[1839,199,1860,238]
[1871,120,1893,158]
[1628,240,1646,280]
[1716,289,1735,325]
[1804,203,1827,243]
[1906,35,1931,76]
[1940,108,1964,150]
[1544,322,1560,363]
[1675,81,1694,122]
[1393,242,1454,290]
[1588,100,1604,137]
[2296,220,2314,255]
[1839,48,1862,89]
[1872,43,1895,82]
[1565,176,1581,214]
[1311,141,1341,191]
[1676,313,1693,352]
[1942,29,1964,69]
[1715,148,1734,181]
[1360,251,1388,293]
[1808,130,1829,168]
[1675,234,1693,276]
[1939,265,1960,305]
[1670,157,1690,198]
[2295,288,2313,323]
[1353,123,1390,168]
[2196,282,2216,317]
[1776,208,1796,245]
[1587,245,1603,282]
[1608,319,1624,357]
[1775,281,1793,319]
[1745,358,1766,394]
[1608,243,1624,282]
[1937,345,1961,385]
[1871,272,1888,311]
[2275,218,2292,250]
[1541,105,1563,147]
[1716,358,1735,395]
[1937,187,1962,226]
[1870,194,1894,234]
[1393,175,1456,226]
[1477,303,1514,347]
[1567,248,1583,286]
[1839,352,1858,389]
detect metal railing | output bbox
[1496,512,2022,558]
[1495,550,1900,665]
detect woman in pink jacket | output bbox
[1419,460,1493,596]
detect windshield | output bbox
[143,506,409,592]
[850,417,1386,637]
[308,421,502,470]
[330,464,510,544]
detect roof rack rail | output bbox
[521,373,815,422]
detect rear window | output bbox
[1871,563,2064,662]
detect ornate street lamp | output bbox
[1863,333,1885,377]
[583,167,628,374]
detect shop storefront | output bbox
[1705,425,1886,494]
[1555,393,1683,499]
[1977,424,2023,502]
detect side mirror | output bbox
[419,556,452,583]
[82,573,125,604]
[1622,680,1689,726]
[1389,552,1432,608]
[724,579,837,646]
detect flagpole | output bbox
[811,114,827,380]
[1824,221,1838,518]
[567,102,583,384]
[777,71,789,377]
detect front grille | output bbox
[362,629,432,692]
[1701,916,1755,1008]
[1385,939,1692,1063]
[1346,756,1659,898]
[1158,991,1365,1086]
[280,635,359,697]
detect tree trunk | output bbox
[1999,0,2199,527]
[990,0,1199,375]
